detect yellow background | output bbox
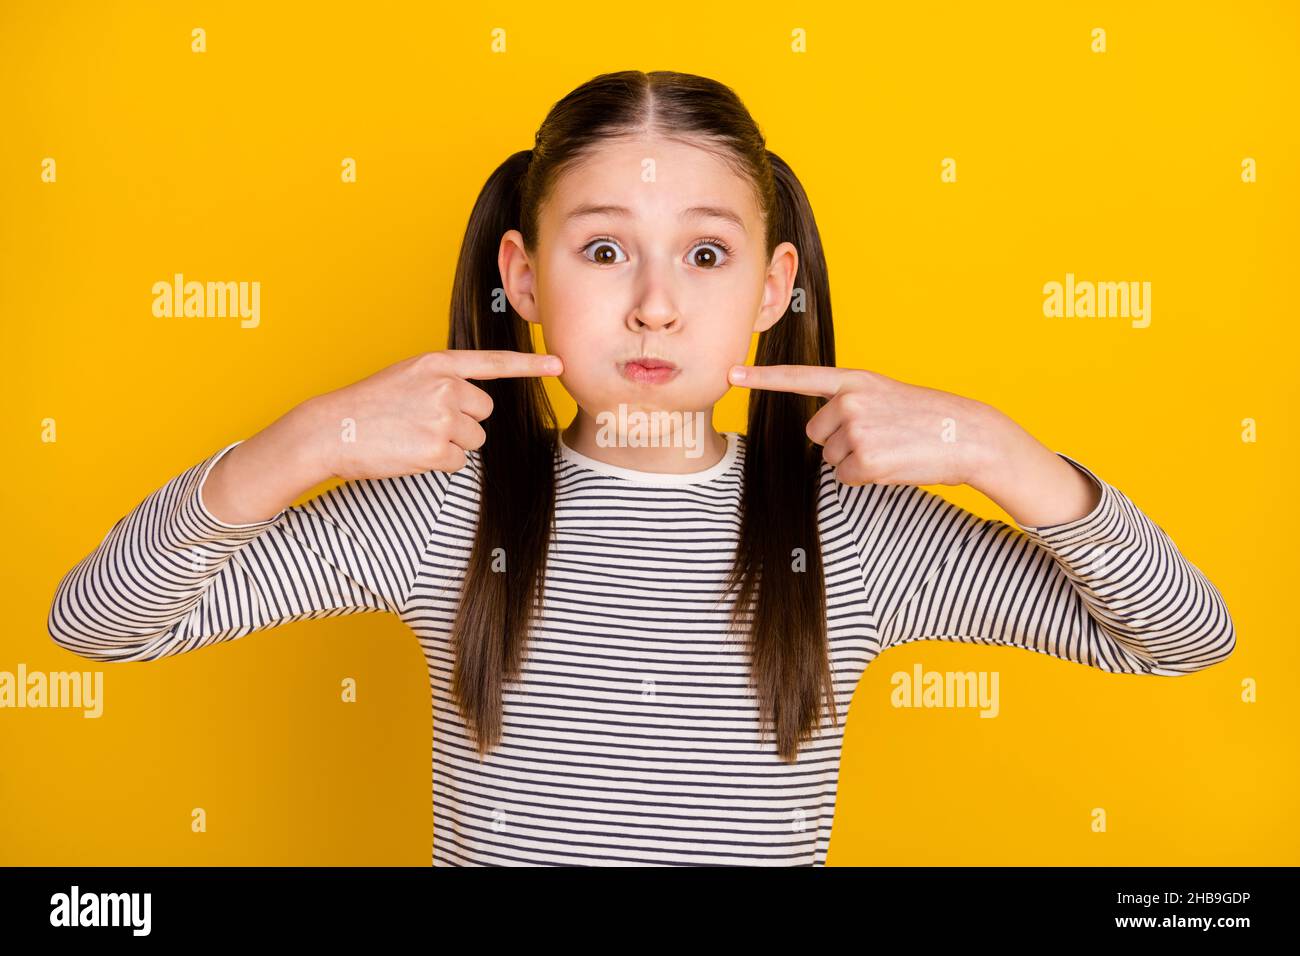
[2,1,1294,864]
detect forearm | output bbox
[201,399,334,526]
[966,406,1102,528]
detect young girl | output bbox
[48,70,1235,867]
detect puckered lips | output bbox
[618,356,680,385]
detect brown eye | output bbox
[688,239,732,269]
[582,239,627,265]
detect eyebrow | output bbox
[564,203,747,234]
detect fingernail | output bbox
[730,366,747,382]
[546,357,563,373]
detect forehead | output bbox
[542,134,761,232]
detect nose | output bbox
[627,266,681,333]
[629,309,679,333]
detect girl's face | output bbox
[499,134,798,421]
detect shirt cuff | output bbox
[190,440,289,534]
[1013,452,1117,546]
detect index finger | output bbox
[438,349,564,380]
[728,363,850,398]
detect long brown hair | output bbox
[447,70,836,763]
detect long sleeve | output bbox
[48,440,452,663]
[834,452,1236,676]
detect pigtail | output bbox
[725,149,840,762]
[447,149,559,758]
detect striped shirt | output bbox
[47,430,1236,866]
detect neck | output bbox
[561,407,727,474]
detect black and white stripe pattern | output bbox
[47,431,1235,865]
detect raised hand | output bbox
[308,349,564,480]
[727,363,1005,488]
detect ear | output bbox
[753,240,799,334]
[498,229,539,324]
